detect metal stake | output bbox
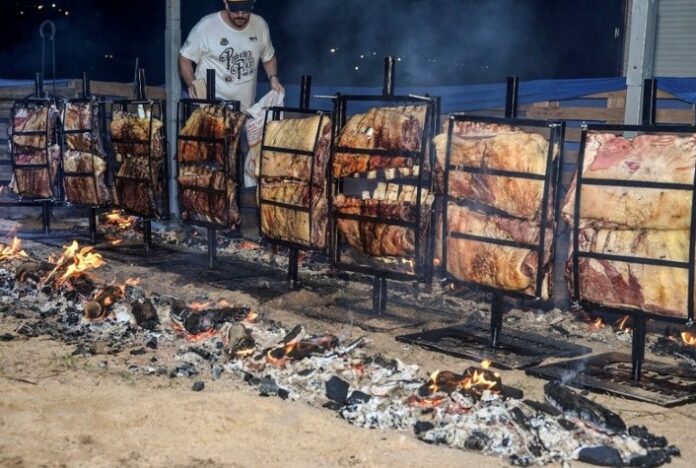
[505,76,519,119]
[288,248,299,286]
[207,227,217,270]
[383,57,396,96]
[143,220,152,253]
[41,201,50,234]
[88,207,97,244]
[372,276,387,316]
[490,292,505,348]
[632,314,647,382]
[642,78,657,126]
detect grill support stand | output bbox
[205,69,218,269]
[88,208,97,244]
[143,220,152,253]
[41,201,50,235]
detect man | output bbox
[179,0,284,111]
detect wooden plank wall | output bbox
[0,80,166,188]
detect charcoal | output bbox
[130,347,146,356]
[170,363,199,378]
[259,376,279,396]
[282,324,304,343]
[523,399,561,416]
[0,333,15,341]
[346,391,371,406]
[325,376,350,404]
[145,337,158,349]
[628,426,668,449]
[212,364,224,380]
[277,388,289,400]
[464,431,490,451]
[544,383,626,434]
[577,446,623,466]
[131,299,160,330]
[323,401,343,411]
[558,419,578,431]
[629,450,675,468]
[192,381,205,392]
[413,421,434,436]
[188,346,212,361]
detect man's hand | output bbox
[188,84,198,99]
[270,75,284,95]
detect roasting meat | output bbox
[260,115,332,186]
[178,104,246,172]
[8,104,61,199]
[260,181,328,248]
[62,101,109,205]
[433,129,550,220]
[333,183,434,258]
[333,105,427,178]
[446,204,553,299]
[563,131,696,317]
[176,104,246,228]
[111,110,165,217]
[178,166,239,227]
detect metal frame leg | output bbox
[490,293,505,349]
[372,276,387,316]
[143,220,152,253]
[207,227,217,269]
[288,248,299,286]
[41,202,50,235]
[88,208,97,244]
[632,314,647,382]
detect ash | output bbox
[0,249,680,467]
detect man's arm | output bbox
[262,55,284,94]
[179,55,198,98]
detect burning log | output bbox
[44,241,105,287]
[0,237,28,262]
[131,299,160,330]
[265,335,339,368]
[83,286,124,321]
[223,323,255,358]
[411,361,502,407]
[170,300,251,340]
[543,382,626,435]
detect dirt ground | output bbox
[1,226,695,467]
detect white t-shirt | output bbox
[180,12,275,111]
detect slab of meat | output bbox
[563,131,696,318]
[9,104,61,199]
[111,111,165,217]
[176,104,246,228]
[112,156,163,218]
[260,181,327,248]
[63,151,110,206]
[333,188,434,258]
[568,227,690,317]
[178,166,239,228]
[446,204,553,299]
[260,115,332,186]
[62,101,109,205]
[433,129,550,220]
[178,104,246,172]
[562,132,696,230]
[333,105,427,178]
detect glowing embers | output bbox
[101,210,136,231]
[265,334,339,368]
[170,299,252,342]
[679,331,696,346]
[0,237,28,262]
[44,241,105,286]
[409,360,502,408]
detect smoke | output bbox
[280,0,554,87]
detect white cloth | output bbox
[180,12,275,111]
[244,90,285,188]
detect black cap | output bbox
[226,0,255,12]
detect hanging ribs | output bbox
[333,183,434,258]
[111,111,165,217]
[9,104,61,199]
[176,104,246,228]
[62,101,109,205]
[563,131,696,318]
[260,114,332,186]
[446,204,553,299]
[260,181,328,248]
[333,105,427,178]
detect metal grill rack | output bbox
[60,73,109,244]
[176,69,242,269]
[110,68,169,252]
[258,75,332,285]
[328,57,440,315]
[398,78,591,369]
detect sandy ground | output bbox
[1,226,695,467]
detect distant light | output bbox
[330,48,336,53]
[354,66,359,71]
[65,10,69,15]
[37,4,44,9]
[359,54,364,59]
[372,52,377,56]
[52,3,56,7]
[397,57,402,62]
[19,10,25,15]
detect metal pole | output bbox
[88,207,97,244]
[206,69,216,100]
[641,78,657,125]
[490,292,505,348]
[82,72,91,98]
[300,75,312,110]
[372,276,387,316]
[35,72,44,98]
[632,314,647,382]
[165,0,182,218]
[623,0,657,125]
[505,76,519,119]
[383,57,396,96]
[41,201,50,234]
[136,69,147,100]
[143,220,152,253]
[208,228,217,269]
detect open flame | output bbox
[681,331,696,346]
[44,241,105,285]
[265,335,339,368]
[615,315,631,331]
[590,317,604,330]
[0,237,28,262]
[414,360,502,407]
[102,210,136,231]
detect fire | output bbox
[187,301,212,312]
[44,241,105,285]
[239,240,260,250]
[125,277,140,287]
[480,359,492,370]
[0,237,28,261]
[590,317,604,330]
[171,321,218,342]
[681,331,696,346]
[615,315,631,331]
[103,210,135,231]
[244,310,259,322]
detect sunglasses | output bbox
[226,1,254,13]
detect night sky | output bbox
[0,0,626,86]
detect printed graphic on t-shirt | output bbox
[219,48,255,82]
